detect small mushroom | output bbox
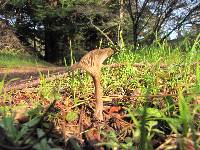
[71,48,114,120]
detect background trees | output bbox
[125,0,200,48]
[0,0,199,63]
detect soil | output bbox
[0,66,67,91]
[0,65,199,149]
[0,66,66,80]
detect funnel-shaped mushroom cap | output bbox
[78,48,114,76]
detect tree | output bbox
[126,0,200,49]
[0,0,115,63]
[1,0,199,61]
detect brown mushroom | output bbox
[71,48,114,120]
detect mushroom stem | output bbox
[92,71,103,120]
[70,48,114,120]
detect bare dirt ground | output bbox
[0,66,67,80]
[0,66,67,91]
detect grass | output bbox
[0,49,50,68]
[0,36,200,150]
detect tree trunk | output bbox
[118,0,124,48]
[44,22,60,63]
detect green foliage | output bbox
[0,50,50,68]
[65,111,78,122]
[60,0,100,8]
[1,116,18,142]
[1,39,200,149]
[0,0,118,63]
[178,90,192,135]
[10,0,27,6]
[60,39,200,149]
[0,103,61,149]
[34,129,62,150]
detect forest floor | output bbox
[1,62,199,150]
[1,41,200,150]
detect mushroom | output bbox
[71,48,114,120]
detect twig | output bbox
[89,18,118,50]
